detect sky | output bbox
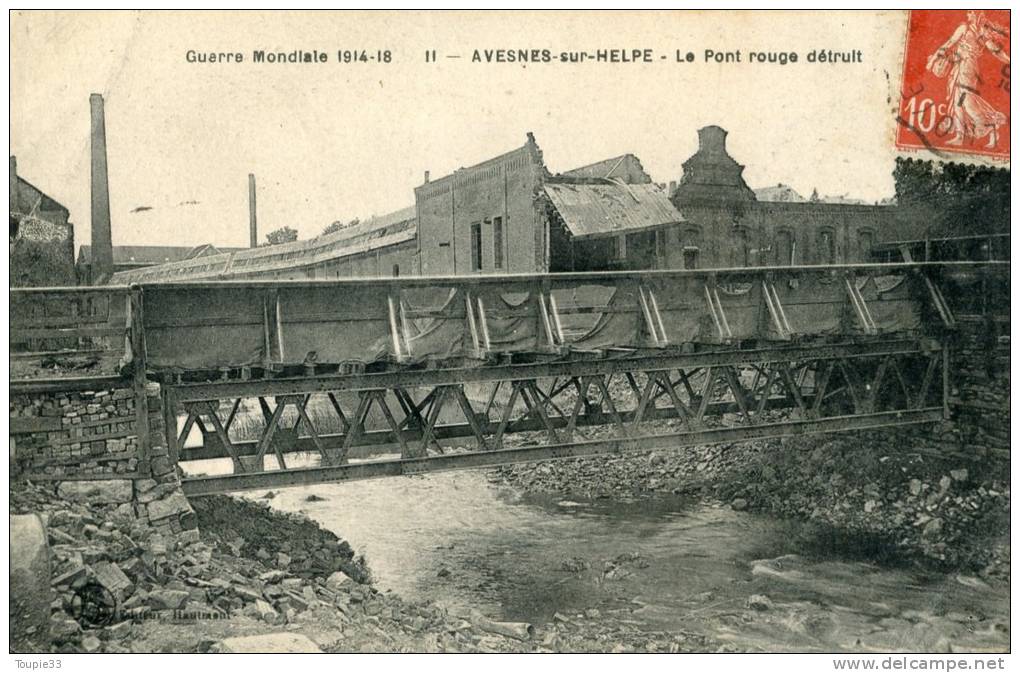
[10,10,949,251]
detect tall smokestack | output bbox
[248,173,258,248]
[90,94,114,284]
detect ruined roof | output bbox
[110,206,418,283]
[318,206,417,245]
[13,175,70,217]
[754,184,806,203]
[544,182,683,238]
[558,154,651,184]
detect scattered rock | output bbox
[103,621,133,641]
[560,557,590,572]
[326,571,352,589]
[56,480,132,504]
[146,492,193,522]
[746,594,773,611]
[148,589,189,610]
[730,498,749,511]
[259,570,288,584]
[950,469,969,483]
[252,599,283,625]
[923,518,944,540]
[49,615,81,643]
[81,634,103,653]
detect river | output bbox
[218,468,1009,653]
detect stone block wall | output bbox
[11,387,141,478]
[948,317,1010,455]
[10,379,196,538]
[892,316,1010,459]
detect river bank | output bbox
[11,424,1008,653]
[10,480,723,653]
[491,430,1010,579]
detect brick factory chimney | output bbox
[248,173,258,248]
[89,94,114,284]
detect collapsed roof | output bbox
[543,181,683,239]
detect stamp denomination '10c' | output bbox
[896,10,1010,160]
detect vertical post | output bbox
[275,292,285,362]
[399,298,412,357]
[388,294,404,360]
[129,286,151,474]
[538,293,556,348]
[476,296,492,351]
[637,285,659,345]
[548,293,566,345]
[942,344,950,420]
[248,173,258,248]
[262,293,273,371]
[162,385,179,466]
[465,291,480,352]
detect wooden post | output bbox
[942,344,951,421]
[130,286,152,474]
[162,385,179,466]
[248,173,258,248]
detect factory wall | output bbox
[415,134,548,276]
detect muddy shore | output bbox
[492,431,1010,579]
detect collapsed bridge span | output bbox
[10,262,1007,496]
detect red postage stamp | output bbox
[895,9,1010,160]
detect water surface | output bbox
[235,469,1008,652]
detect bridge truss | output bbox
[173,338,947,496]
[12,262,1004,496]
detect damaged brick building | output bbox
[110,126,931,284]
[9,156,76,287]
[666,125,912,268]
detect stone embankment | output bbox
[492,431,1009,577]
[12,481,723,653]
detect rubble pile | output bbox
[13,481,208,652]
[191,495,371,584]
[493,431,1009,576]
[715,434,1011,575]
